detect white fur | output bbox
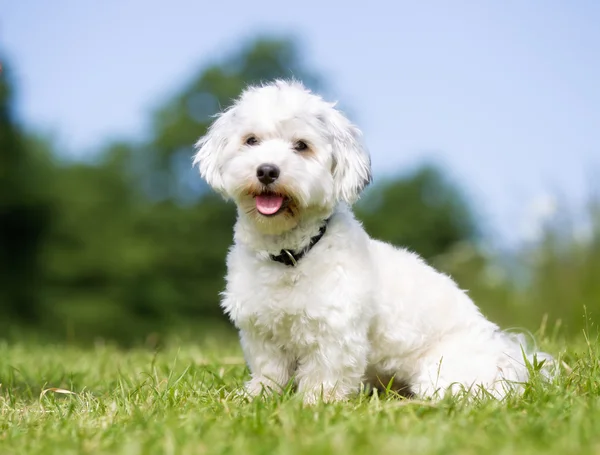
[194,80,553,403]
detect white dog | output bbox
[193,80,553,403]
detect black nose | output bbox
[256,164,280,184]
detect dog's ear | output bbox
[192,109,236,196]
[323,106,372,204]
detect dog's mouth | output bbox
[254,192,291,217]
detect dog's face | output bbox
[193,80,372,234]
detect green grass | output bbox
[1,333,599,455]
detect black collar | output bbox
[270,220,329,267]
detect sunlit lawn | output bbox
[0,332,598,455]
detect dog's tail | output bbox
[501,328,557,383]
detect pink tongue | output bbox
[256,194,284,215]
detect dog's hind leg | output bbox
[409,333,531,400]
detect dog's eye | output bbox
[294,140,308,152]
[245,136,259,146]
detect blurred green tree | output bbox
[0,60,54,325]
[355,164,479,260]
[35,37,323,343]
[6,36,555,345]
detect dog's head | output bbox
[193,80,372,234]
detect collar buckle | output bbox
[281,249,298,267]
[269,219,329,267]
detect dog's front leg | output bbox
[239,330,294,398]
[295,339,368,405]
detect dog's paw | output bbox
[244,377,284,398]
[300,385,349,405]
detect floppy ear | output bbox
[324,106,373,204]
[192,109,235,196]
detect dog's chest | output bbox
[227,262,330,348]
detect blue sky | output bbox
[2,0,599,247]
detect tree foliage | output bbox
[0,61,54,323]
[0,38,521,344]
[355,165,479,260]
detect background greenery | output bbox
[1,36,598,346]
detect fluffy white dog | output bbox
[193,80,552,403]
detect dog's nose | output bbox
[256,164,280,185]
